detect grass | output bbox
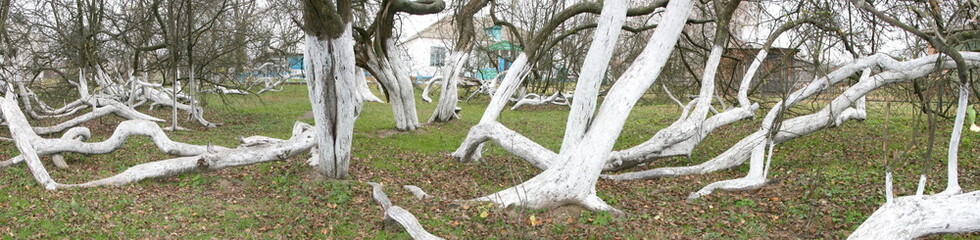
[1,85,978,239]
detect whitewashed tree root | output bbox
[403,185,431,200]
[368,182,444,240]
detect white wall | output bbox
[398,38,452,80]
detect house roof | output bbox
[401,15,524,45]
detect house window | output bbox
[430,46,447,67]
[485,25,503,42]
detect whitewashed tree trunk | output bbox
[851,88,978,238]
[78,68,90,99]
[849,191,980,239]
[1,88,59,190]
[941,82,969,195]
[604,53,960,181]
[429,51,469,122]
[474,0,691,213]
[142,86,216,128]
[66,122,315,187]
[168,68,182,131]
[304,25,361,179]
[366,40,421,131]
[682,53,980,199]
[454,121,555,169]
[559,7,628,152]
[478,54,532,124]
[451,54,532,161]
[356,67,384,103]
[1,83,317,188]
[403,185,431,200]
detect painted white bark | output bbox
[169,68,181,131]
[303,25,361,179]
[143,84,217,128]
[681,53,980,198]
[356,68,384,103]
[32,101,164,135]
[510,91,566,110]
[849,191,980,239]
[368,182,444,240]
[2,84,318,189]
[64,122,315,187]
[478,55,532,124]
[464,70,505,102]
[560,4,628,152]
[941,82,969,195]
[608,53,980,181]
[210,86,249,95]
[78,68,90,99]
[429,51,469,122]
[474,0,692,213]
[453,121,555,169]
[366,39,421,131]
[420,76,441,103]
[602,44,736,170]
[1,89,60,190]
[0,116,222,169]
[450,53,531,161]
[737,50,767,108]
[403,185,431,200]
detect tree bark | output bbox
[475,0,691,213]
[682,52,980,198]
[356,67,384,102]
[429,0,489,122]
[364,46,421,131]
[849,191,980,239]
[303,0,360,179]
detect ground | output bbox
[1,85,979,239]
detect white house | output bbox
[396,16,523,83]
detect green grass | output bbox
[1,85,978,239]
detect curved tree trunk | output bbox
[429,0,489,122]
[365,45,421,131]
[429,52,468,122]
[475,0,690,213]
[451,54,532,161]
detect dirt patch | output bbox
[300,111,314,119]
[371,129,402,138]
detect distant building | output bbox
[397,16,523,83]
[718,47,812,95]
